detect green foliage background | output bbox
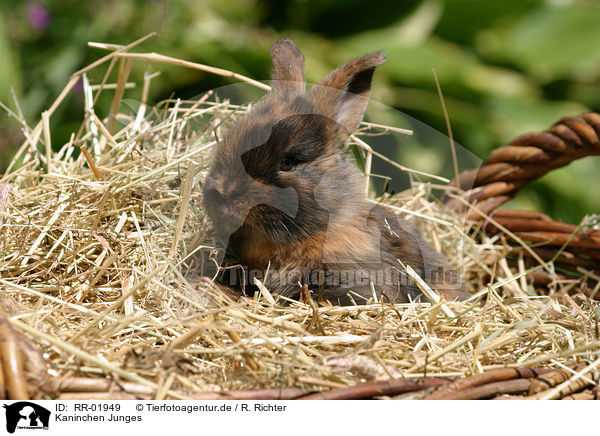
[1,0,599,223]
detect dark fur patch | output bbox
[347,67,376,96]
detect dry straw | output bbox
[0,34,598,399]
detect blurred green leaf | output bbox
[0,14,20,104]
[485,95,588,142]
[482,3,600,82]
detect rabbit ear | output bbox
[270,39,306,94]
[309,51,385,134]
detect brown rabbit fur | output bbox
[202,39,466,305]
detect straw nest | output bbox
[1,35,599,400]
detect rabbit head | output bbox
[202,39,385,247]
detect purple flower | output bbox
[27,2,51,31]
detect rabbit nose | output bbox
[205,180,243,201]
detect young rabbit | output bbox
[202,39,466,305]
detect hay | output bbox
[1,36,599,400]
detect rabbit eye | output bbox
[279,157,296,172]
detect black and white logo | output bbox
[3,402,50,433]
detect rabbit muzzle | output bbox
[203,175,299,240]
